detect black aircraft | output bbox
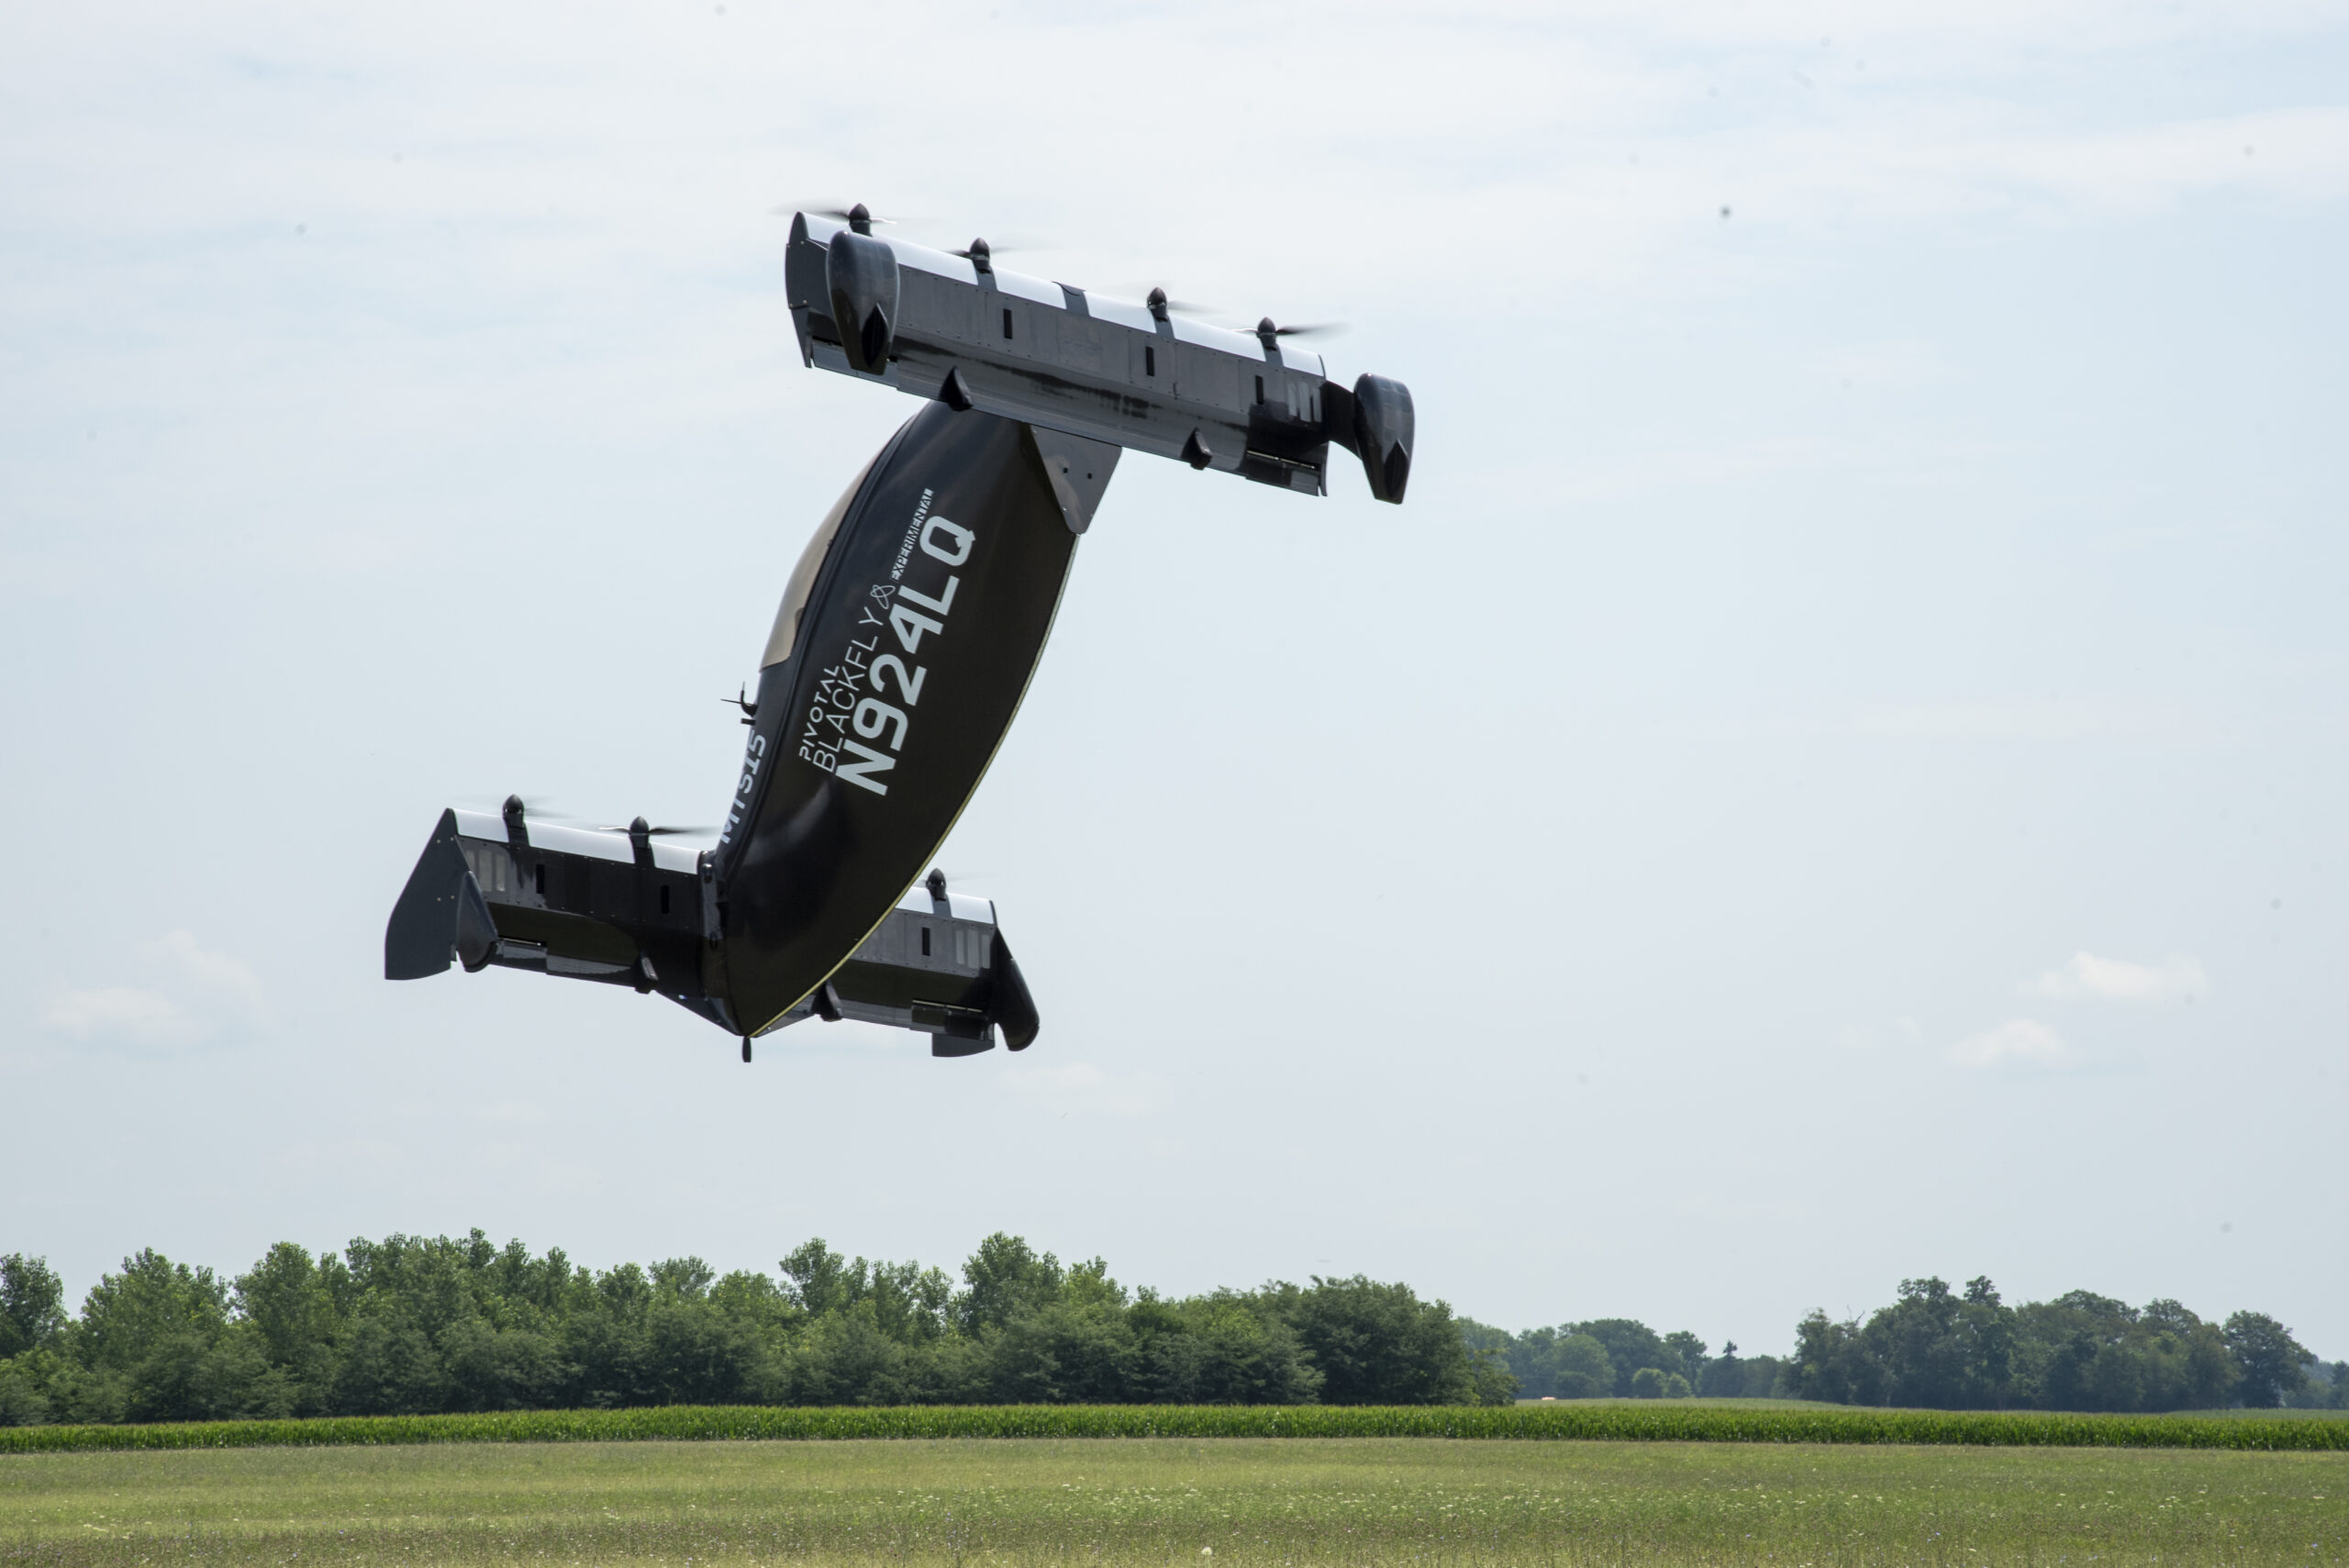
[386,206,1415,1062]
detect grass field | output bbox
[4,1437,2343,1567]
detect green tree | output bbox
[1787,1281,2299,1413]
[439,1316,568,1411]
[1274,1276,1475,1405]
[331,1311,445,1414]
[232,1242,342,1408]
[780,1239,854,1316]
[650,1257,716,1300]
[978,1298,1139,1403]
[953,1234,1063,1335]
[2132,1300,2236,1410]
[1855,1276,2012,1409]
[641,1294,761,1405]
[707,1268,796,1338]
[1569,1319,1673,1397]
[1453,1320,1521,1405]
[1662,1330,1708,1387]
[782,1240,952,1343]
[1788,1309,1870,1404]
[0,1255,67,1357]
[0,1356,50,1426]
[1461,1322,1542,1396]
[1698,1339,1745,1397]
[2223,1311,2313,1407]
[1131,1292,1320,1405]
[1553,1333,1614,1398]
[775,1305,938,1406]
[863,1261,955,1343]
[1456,1318,1513,1360]
[184,1322,299,1419]
[78,1258,228,1380]
[1468,1348,1519,1406]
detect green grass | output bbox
[6,1404,2346,1455]
[3,1435,2342,1566]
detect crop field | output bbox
[6,1403,2344,1454]
[4,1437,2343,1568]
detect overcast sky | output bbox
[3,0,2344,1361]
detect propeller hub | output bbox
[848,202,873,235]
[1146,286,1169,322]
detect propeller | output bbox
[1141,286,1221,322]
[1250,317,1348,344]
[947,232,1057,269]
[468,799,710,838]
[772,201,896,234]
[456,792,576,821]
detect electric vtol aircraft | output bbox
[385,206,1415,1062]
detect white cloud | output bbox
[153,929,268,1014]
[1951,1018,2069,1069]
[39,930,267,1051]
[2031,951,2207,1004]
[40,986,207,1050]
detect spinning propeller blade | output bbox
[1257,318,1347,340]
[772,201,899,234]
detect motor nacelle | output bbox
[1348,373,1414,505]
[826,228,899,377]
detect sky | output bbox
[2,0,2344,1362]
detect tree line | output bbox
[1785,1276,2342,1412]
[1460,1318,1790,1402]
[0,1233,1511,1426]
[1464,1277,2342,1414]
[0,1240,2337,1427]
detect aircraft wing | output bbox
[785,212,1413,506]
